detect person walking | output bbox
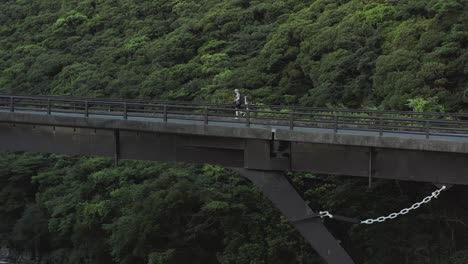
[234,89,248,118]
[234,89,241,118]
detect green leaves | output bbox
[2,152,468,263]
[148,249,175,264]
[4,0,464,110]
[52,11,89,36]
[200,53,230,75]
[0,152,323,263]
[406,96,445,112]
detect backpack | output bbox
[239,94,245,105]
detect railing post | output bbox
[333,113,338,133]
[163,105,168,122]
[85,101,89,117]
[47,99,51,115]
[10,97,14,113]
[425,120,430,139]
[123,102,127,120]
[204,107,208,125]
[246,108,250,127]
[289,112,294,130]
[379,117,383,136]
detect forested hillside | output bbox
[1,0,468,264]
[1,0,467,110]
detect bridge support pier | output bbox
[233,168,355,264]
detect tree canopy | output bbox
[0,0,466,110]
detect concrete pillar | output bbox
[233,168,355,264]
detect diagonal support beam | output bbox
[233,168,355,264]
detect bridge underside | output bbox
[2,122,468,264]
[1,123,467,185]
[0,122,358,263]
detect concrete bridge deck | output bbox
[0,95,467,185]
[1,95,467,264]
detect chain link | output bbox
[318,185,447,225]
[319,211,333,219]
[360,185,446,225]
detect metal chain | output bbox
[319,211,333,219]
[319,185,447,225]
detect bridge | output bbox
[1,94,467,264]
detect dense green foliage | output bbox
[0,0,467,110]
[1,154,321,263]
[1,153,468,264]
[1,0,468,263]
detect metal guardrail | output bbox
[0,95,467,138]
[1,93,467,118]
